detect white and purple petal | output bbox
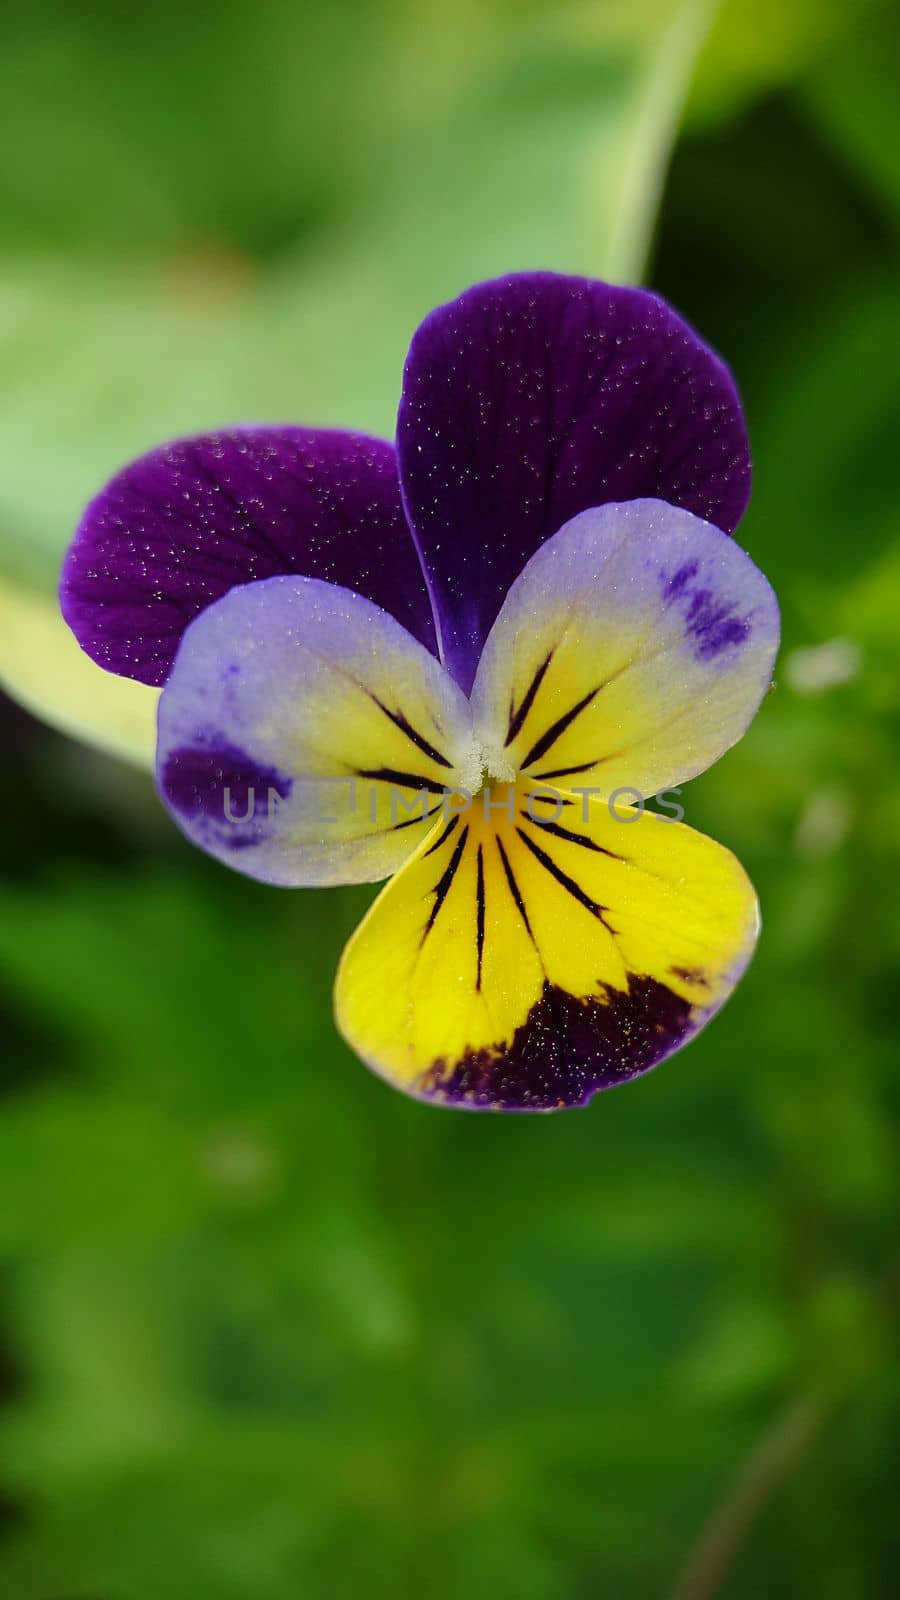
[397,272,751,692]
[156,575,475,887]
[61,427,436,686]
[470,498,779,801]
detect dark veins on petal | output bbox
[475,845,486,991]
[506,650,553,745]
[528,816,622,859]
[519,685,599,770]
[411,792,699,1109]
[515,826,614,933]
[392,803,444,833]
[368,693,452,768]
[422,825,469,941]
[61,427,436,686]
[424,815,460,856]
[531,758,604,783]
[356,767,449,797]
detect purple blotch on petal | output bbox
[420,974,695,1111]
[663,560,700,600]
[160,738,292,853]
[686,592,751,659]
[661,559,752,660]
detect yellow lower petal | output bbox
[335,781,758,1111]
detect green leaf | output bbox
[803,4,900,224]
[0,0,711,762]
[687,0,884,127]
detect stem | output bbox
[666,1382,834,1600]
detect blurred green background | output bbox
[0,2,898,1596]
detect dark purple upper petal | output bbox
[396,272,751,693]
[60,427,436,686]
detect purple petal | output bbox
[61,427,436,686]
[397,272,751,693]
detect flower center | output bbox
[459,734,517,795]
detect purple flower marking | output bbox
[161,739,292,852]
[661,557,753,660]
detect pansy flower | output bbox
[61,273,778,1111]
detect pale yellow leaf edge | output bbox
[0,576,158,770]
